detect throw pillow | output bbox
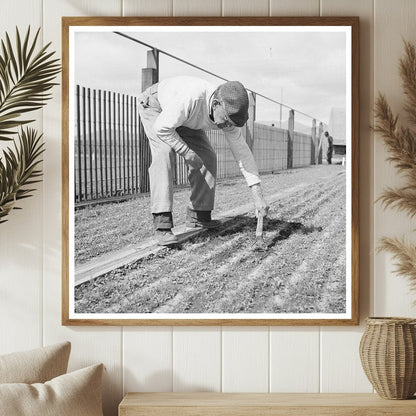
[0,363,104,416]
[0,341,71,384]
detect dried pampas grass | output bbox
[375,40,416,297]
[378,237,416,293]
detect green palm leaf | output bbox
[0,27,60,141]
[0,127,45,223]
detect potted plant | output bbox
[359,40,416,400]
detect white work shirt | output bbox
[155,76,260,187]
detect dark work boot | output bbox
[153,212,178,246]
[185,207,221,230]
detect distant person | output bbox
[138,76,269,246]
[325,131,334,164]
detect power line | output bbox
[114,31,324,124]
[114,31,229,83]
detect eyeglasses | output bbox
[221,106,236,128]
[222,119,234,128]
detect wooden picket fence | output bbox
[74,85,321,205]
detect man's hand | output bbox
[183,149,203,170]
[250,183,269,217]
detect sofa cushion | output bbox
[0,363,104,416]
[0,342,71,384]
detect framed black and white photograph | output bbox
[62,17,359,326]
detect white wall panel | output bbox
[173,327,221,391]
[0,0,41,33]
[0,0,43,355]
[222,327,269,392]
[124,328,173,393]
[223,0,269,16]
[270,327,320,392]
[42,2,123,415]
[320,328,372,392]
[270,0,320,16]
[373,0,416,317]
[124,0,172,16]
[173,0,221,16]
[0,198,43,354]
[320,0,375,393]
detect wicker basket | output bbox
[359,317,416,399]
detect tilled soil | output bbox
[75,165,347,314]
[75,165,340,264]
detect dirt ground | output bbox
[75,164,347,314]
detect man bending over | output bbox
[138,75,269,246]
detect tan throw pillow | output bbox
[0,363,104,416]
[0,342,71,384]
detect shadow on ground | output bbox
[168,215,323,251]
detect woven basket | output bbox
[359,317,416,399]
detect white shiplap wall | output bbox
[1,1,416,415]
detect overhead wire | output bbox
[114,31,325,124]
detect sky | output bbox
[73,27,348,125]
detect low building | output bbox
[328,107,346,161]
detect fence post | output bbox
[139,49,159,193]
[244,92,256,151]
[287,109,294,169]
[142,49,159,91]
[317,122,323,164]
[311,118,316,165]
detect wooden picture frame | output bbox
[62,16,359,326]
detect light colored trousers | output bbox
[138,85,217,214]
